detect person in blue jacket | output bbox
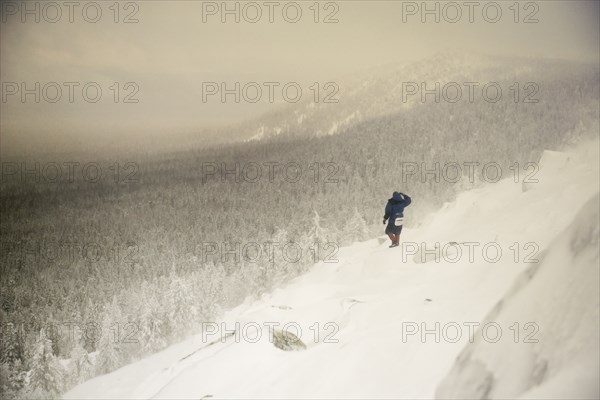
[383,191,412,248]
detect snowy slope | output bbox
[436,193,600,399]
[64,139,599,399]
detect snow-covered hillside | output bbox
[64,139,599,399]
[436,193,599,399]
[245,53,493,141]
[242,54,597,142]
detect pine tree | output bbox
[0,322,21,364]
[139,285,167,354]
[307,211,327,245]
[166,264,196,339]
[95,297,123,375]
[69,340,93,385]
[28,333,64,398]
[305,211,330,265]
[267,228,290,285]
[344,208,369,243]
[0,359,27,399]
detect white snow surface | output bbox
[65,139,599,399]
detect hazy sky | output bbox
[1,0,598,155]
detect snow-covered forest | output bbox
[1,1,599,398]
[63,137,600,399]
[1,53,598,398]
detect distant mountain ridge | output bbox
[232,53,597,142]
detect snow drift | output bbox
[435,193,600,399]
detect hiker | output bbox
[383,191,412,248]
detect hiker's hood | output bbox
[391,192,403,202]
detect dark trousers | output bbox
[385,225,403,245]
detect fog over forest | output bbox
[0,1,599,399]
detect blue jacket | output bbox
[384,192,412,226]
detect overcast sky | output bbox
[1,0,598,155]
